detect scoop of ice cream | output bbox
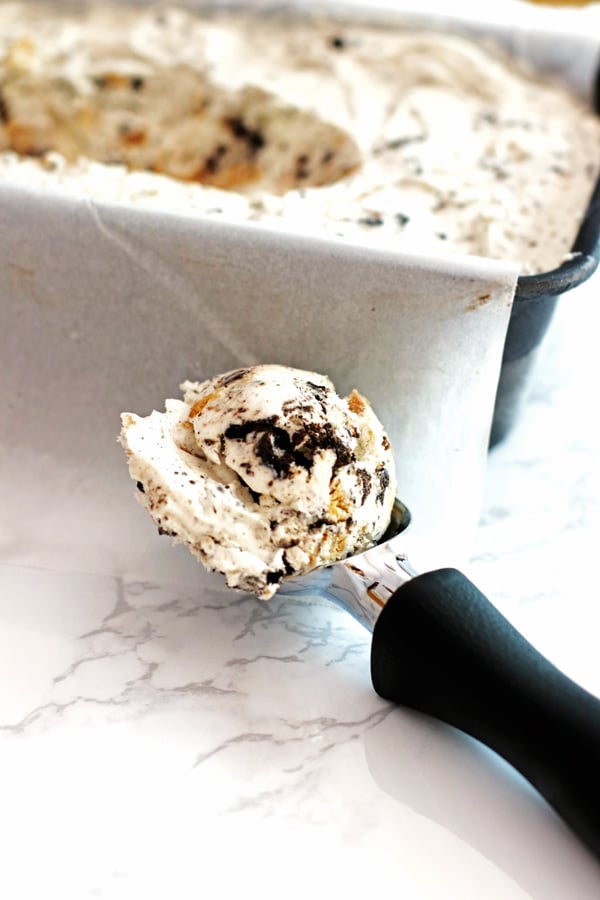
[120,365,396,598]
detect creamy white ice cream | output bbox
[1,3,599,273]
[120,365,396,598]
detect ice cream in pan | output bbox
[121,364,600,859]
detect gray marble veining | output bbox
[2,270,600,898]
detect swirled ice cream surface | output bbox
[1,3,599,273]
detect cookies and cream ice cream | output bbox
[120,365,396,599]
[1,3,599,273]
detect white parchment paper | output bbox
[0,183,517,573]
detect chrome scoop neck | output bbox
[280,498,416,631]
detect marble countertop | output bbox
[2,269,600,900]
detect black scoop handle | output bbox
[370,568,600,860]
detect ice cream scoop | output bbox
[121,365,600,860]
[281,498,600,862]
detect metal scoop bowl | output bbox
[280,499,600,861]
